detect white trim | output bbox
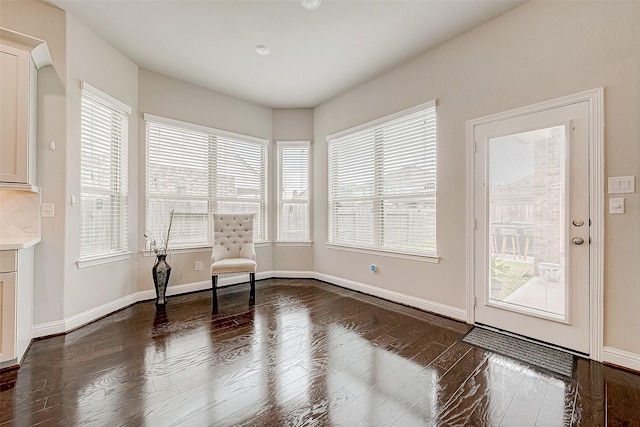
[140,242,271,256]
[143,113,268,146]
[276,140,310,147]
[31,319,66,339]
[32,292,139,338]
[275,241,313,247]
[466,113,475,325]
[0,27,52,69]
[327,243,440,263]
[270,270,316,278]
[314,272,466,321]
[81,82,131,114]
[0,183,40,193]
[140,247,210,257]
[603,347,640,373]
[466,87,605,360]
[589,87,605,362]
[143,280,211,300]
[76,252,132,269]
[31,42,52,70]
[327,99,436,142]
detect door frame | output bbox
[466,88,604,361]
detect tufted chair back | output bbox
[212,214,256,263]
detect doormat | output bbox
[462,326,574,377]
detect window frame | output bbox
[276,140,311,244]
[144,114,269,252]
[78,82,132,267]
[327,100,438,260]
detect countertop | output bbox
[0,236,41,250]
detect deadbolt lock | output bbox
[572,236,585,245]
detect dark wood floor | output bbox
[2,279,640,426]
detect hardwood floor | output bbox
[2,278,640,426]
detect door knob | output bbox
[572,237,585,245]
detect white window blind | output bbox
[145,115,268,249]
[277,141,310,242]
[80,83,131,259]
[328,101,437,256]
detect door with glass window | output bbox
[472,99,591,354]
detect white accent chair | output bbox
[211,214,257,304]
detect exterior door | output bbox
[472,97,592,354]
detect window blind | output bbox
[277,141,310,242]
[328,102,437,256]
[145,115,268,249]
[214,135,267,241]
[80,83,130,259]
[146,122,211,248]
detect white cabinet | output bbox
[0,44,32,184]
[0,28,51,191]
[0,251,18,365]
[0,248,34,369]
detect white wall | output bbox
[64,15,139,318]
[0,0,67,325]
[271,108,315,272]
[137,69,274,293]
[314,1,640,354]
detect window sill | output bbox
[77,251,133,269]
[275,241,313,247]
[326,244,440,263]
[140,246,211,257]
[140,241,272,257]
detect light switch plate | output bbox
[608,176,635,194]
[41,203,55,218]
[609,197,624,214]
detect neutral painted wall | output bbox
[64,15,139,318]
[0,0,67,324]
[4,0,640,364]
[137,69,274,293]
[314,1,640,354]
[272,108,315,272]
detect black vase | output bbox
[152,254,171,305]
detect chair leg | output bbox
[249,272,255,305]
[211,275,219,313]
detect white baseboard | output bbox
[314,272,467,321]
[33,292,139,338]
[603,346,640,372]
[32,270,466,339]
[269,270,316,279]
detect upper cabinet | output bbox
[0,28,51,192]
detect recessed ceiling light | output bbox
[255,45,271,56]
[300,0,321,11]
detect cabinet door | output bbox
[0,272,17,363]
[0,44,30,184]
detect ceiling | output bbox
[49,0,525,109]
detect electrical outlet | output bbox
[194,261,203,271]
[41,203,55,218]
